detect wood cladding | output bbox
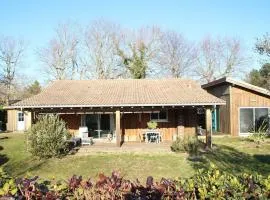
[60,108,198,142]
[230,86,270,136]
[205,83,270,136]
[59,114,81,134]
[121,109,197,141]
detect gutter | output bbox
[4,102,226,110]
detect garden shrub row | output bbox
[0,164,269,199]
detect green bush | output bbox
[147,120,158,129]
[171,136,200,155]
[248,120,269,145]
[27,114,69,159]
[170,137,185,152]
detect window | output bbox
[18,112,24,122]
[150,111,168,122]
[255,108,269,132]
[240,108,269,134]
[240,108,253,133]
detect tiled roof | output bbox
[8,79,225,108]
[202,77,270,97]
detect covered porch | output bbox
[29,105,214,148]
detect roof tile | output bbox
[11,79,225,107]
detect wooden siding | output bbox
[59,109,198,141]
[205,83,270,136]
[6,110,31,132]
[183,109,197,136]
[6,110,17,132]
[59,114,81,135]
[122,109,197,141]
[205,84,231,134]
[230,86,270,136]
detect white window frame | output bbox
[18,112,24,122]
[239,107,270,136]
[150,110,168,122]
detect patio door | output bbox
[84,114,112,139]
[85,114,99,138]
[17,111,25,131]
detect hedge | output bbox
[0,164,269,199]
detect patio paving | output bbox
[76,141,173,155]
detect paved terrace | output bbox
[76,141,173,155]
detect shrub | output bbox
[27,114,69,159]
[248,132,268,145]
[147,120,158,129]
[248,120,269,145]
[171,136,200,155]
[170,137,185,152]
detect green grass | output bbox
[0,133,194,182]
[0,133,270,182]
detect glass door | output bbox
[85,114,99,138]
[100,114,110,138]
[84,114,111,139]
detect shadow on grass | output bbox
[0,145,9,166]
[4,158,47,177]
[0,136,9,140]
[189,144,270,176]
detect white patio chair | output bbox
[79,127,93,145]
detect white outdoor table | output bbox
[143,130,161,143]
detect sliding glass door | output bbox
[239,107,269,135]
[82,114,113,139]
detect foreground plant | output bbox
[0,165,269,199]
[248,120,269,145]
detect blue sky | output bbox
[1,1,269,84]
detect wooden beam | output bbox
[205,108,212,149]
[115,110,121,147]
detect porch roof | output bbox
[6,79,225,109]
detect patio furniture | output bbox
[94,129,103,138]
[66,137,82,150]
[67,137,81,146]
[142,130,161,143]
[81,132,93,145]
[79,126,93,145]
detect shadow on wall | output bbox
[189,144,270,176]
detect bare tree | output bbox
[195,36,246,83]
[80,20,120,79]
[38,23,79,80]
[157,31,197,78]
[0,36,25,104]
[114,26,162,78]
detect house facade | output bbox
[202,77,270,136]
[5,79,225,146]
[6,109,31,132]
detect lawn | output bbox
[0,133,194,182]
[0,133,270,182]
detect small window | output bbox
[159,111,167,120]
[18,112,24,122]
[150,113,159,120]
[150,111,168,122]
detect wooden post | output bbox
[176,109,185,138]
[205,107,212,149]
[115,110,121,147]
